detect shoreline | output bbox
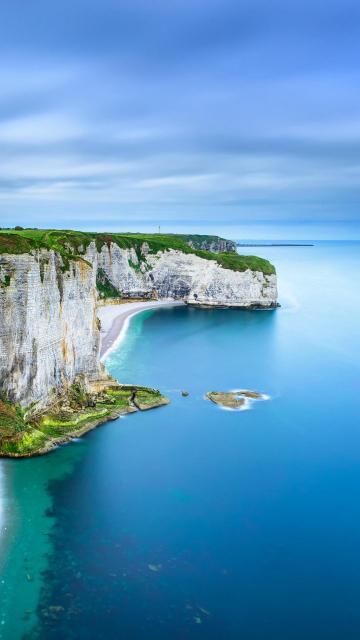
[0,406,129,458]
[98,299,185,361]
[0,300,182,458]
[0,384,170,458]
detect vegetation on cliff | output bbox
[142,233,236,253]
[0,228,276,275]
[96,267,122,299]
[0,381,169,457]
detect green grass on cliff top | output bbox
[0,229,275,275]
[0,385,168,456]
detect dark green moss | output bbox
[96,268,121,299]
[38,256,49,283]
[128,259,141,272]
[0,274,11,287]
[0,400,25,437]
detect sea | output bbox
[1,241,360,639]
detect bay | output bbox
[1,241,360,639]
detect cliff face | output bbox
[184,237,236,253]
[98,244,278,308]
[0,239,277,407]
[0,247,101,405]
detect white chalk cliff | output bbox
[97,243,277,307]
[0,241,277,406]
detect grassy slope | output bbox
[0,384,168,457]
[127,232,235,250]
[0,229,276,275]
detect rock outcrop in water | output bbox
[206,390,268,410]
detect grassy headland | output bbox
[0,228,276,275]
[0,382,169,457]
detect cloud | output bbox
[0,0,359,231]
[0,112,85,145]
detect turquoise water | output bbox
[1,241,360,639]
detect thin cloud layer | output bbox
[0,0,359,232]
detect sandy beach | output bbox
[97,299,185,360]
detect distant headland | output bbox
[236,242,314,247]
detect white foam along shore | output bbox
[97,299,185,361]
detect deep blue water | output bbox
[1,241,360,639]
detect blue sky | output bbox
[0,0,359,238]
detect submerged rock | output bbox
[240,390,263,399]
[148,564,162,572]
[207,392,246,409]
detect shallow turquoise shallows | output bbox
[1,241,360,640]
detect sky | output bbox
[0,0,360,239]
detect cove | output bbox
[1,241,360,639]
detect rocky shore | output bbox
[0,379,169,458]
[206,390,268,410]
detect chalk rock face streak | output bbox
[0,248,101,405]
[97,244,150,298]
[0,241,277,406]
[101,245,278,308]
[186,238,237,253]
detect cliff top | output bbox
[0,228,276,275]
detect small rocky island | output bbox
[206,390,268,409]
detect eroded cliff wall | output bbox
[98,243,278,308]
[185,237,236,253]
[0,248,101,405]
[0,240,277,407]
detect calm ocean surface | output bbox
[1,241,360,639]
